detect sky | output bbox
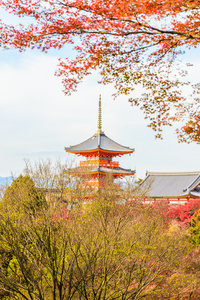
[0,33,199,179]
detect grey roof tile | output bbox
[141,172,200,197]
[65,132,134,154]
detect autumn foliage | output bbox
[0,0,200,142]
[0,169,200,299]
[148,200,200,226]
[166,200,200,226]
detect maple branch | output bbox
[153,40,180,64]
[112,39,174,56]
[42,27,190,40]
[53,0,200,40]
[105,17,200,40]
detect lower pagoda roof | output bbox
[66,166,135,176]
[65,132,134,157]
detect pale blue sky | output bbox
[0,38,199,178]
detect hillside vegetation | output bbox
[0,162,200,299]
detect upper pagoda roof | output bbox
[65,96,134,156]
[65,132,134,155]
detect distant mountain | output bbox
[0,176,13,186]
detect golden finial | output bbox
[97,95,103,134]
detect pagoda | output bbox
[65,96,135,190]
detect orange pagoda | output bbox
[65,97,135,190]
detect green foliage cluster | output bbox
[189,211,200,247]
[1,174,46,217]
[0,173,200,299]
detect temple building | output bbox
[140,171,200,204]
[65,96,135,190]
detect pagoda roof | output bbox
[140,171,200,198]
[65,132,134,156]
[66,166,135,176]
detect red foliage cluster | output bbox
[149,200,200,226]
[53,206,73,222]
[177,115,200,143]
[167,200,200,226]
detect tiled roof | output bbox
[65,132,134,154]
[140,171,200,197]
[67,166,135,175]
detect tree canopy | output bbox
[0,173,200,299]
[1,162,200,299]
[0,0,200,142]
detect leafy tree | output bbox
[71,197,197,300]
[0,174,80,300]
[0,0,200,142]
[1,174,46,217]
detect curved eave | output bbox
[69,171,134,175]
[190,190,200,197]
[65,148,134,156]
[64,167,135,176]
[144,196,197,200]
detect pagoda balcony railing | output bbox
[79,181,120,190]
[79,182,99,189]
[80,160,119,167]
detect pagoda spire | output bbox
[97,95,104,134]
